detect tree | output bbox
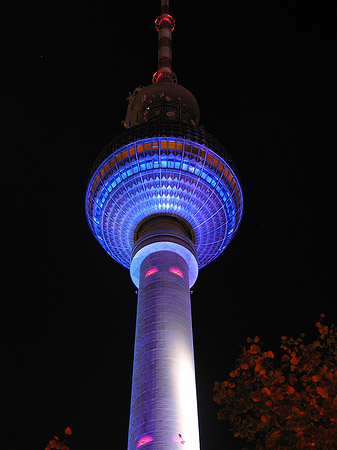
[45,427,72,450]
[213,315,337,449]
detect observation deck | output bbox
[86,120,243,269]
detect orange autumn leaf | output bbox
[287,385,295,394]
[261,387,271,396]
[326,371,333,381]
[240,362,249,370]
[274,370,285,383]
[321,325,329,335]
[292,406,304,415]
[290,356,299,365]
[270,430,281,439]
[255,362,266,375]
[249,344,260,354]
[312,374,321,382]
[317,386,329,398]
[64,427,72,436]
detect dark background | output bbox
[3,1,334,449]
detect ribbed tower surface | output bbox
[85,1,243,449]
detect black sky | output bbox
[3,1,335,449]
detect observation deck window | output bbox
[139,159,146,171]
[174,155,182,169]
[127,167,133,177]
[132,162,139,174]
[146,159,154,170]
[168,157,175,168]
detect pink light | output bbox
[136,435,153,448]
[173,433,185,444]
[169,267,184,278]
[145,267,158,278]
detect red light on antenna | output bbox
[169,267,184,278]
[145,267,159,278]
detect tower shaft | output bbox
[128,217,200,450]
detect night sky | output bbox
[3,1,334,449]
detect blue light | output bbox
[86,136,243,269]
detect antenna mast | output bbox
[152,0,177,83]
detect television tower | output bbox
[85,1,243,449]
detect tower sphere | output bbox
[86,82,243,275]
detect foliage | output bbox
[213,315,337,449]
[45,427,72,450]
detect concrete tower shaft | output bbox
[128,216,199,450]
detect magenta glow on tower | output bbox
[85,1,243,449]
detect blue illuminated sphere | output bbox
[86,84,243,269]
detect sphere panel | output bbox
[86,136,243,268]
